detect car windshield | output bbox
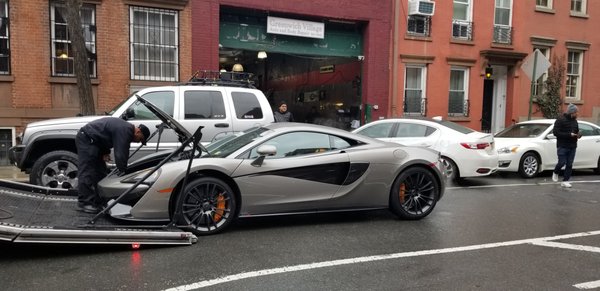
[435,120,475,134]
[205,127,270,158]
[495,123,551,138]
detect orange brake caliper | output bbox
[399,183,406,203]
[213,194,226,222]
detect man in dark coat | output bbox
[76,117,150,213]
[274,100,294,122]
[552,103,580,188]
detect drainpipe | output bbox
[390,0,401,118]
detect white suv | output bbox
[9,72,275,189]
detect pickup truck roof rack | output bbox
[183,70,256,88]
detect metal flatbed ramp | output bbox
[0,180,197,245]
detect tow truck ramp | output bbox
[0,180,197,246]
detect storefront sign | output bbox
[320,65,335,74]
[267,16,324,39]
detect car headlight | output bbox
[122,168,161,184]
[497,145,519,154]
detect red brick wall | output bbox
[10,1,52,109]
[190,0,393,121]
[1,0,192,131]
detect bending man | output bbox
[76,117,150,213]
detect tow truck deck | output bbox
[0,180,197,246]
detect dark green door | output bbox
[0,129,11,166]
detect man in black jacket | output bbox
[274,100,294,122]
[552,103,580,188]
[76,117,150,213]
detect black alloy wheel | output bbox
[175,176,237,235]
[389,166,439,220]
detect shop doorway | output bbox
[219,8,364,130]
[221,51,362,130]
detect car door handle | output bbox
[214,123,230,128]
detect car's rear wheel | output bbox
[174,176,237,235]
[389,167,439,220]
[30,150,78,189]
[518,152,539,178]
[441,157,460,181]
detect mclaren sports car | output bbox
[96,96,446,235]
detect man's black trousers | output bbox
[75,130,108,206]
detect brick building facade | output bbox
[0,0,191,134]
[395,0,600,132]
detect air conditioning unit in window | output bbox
[408,0,435,16]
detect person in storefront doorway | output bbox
[552,103,581,188]
[274,100,294,122]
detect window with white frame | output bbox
[0,0,9,75]
[571,0,586,14]
[566,50,583,99]
[532,47,550,97]
[130,6,179,81]
[50,2,97,77]
[493,0,512,44]
[452,0,473,40]
[536,0,552,9]
[404,65,426,115]
[448,67,469,117]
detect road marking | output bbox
[574,280,600,289]
[531,241,600,253]
[164,230,600,290]
[447,180,600,190]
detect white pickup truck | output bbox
[9,73,275,189]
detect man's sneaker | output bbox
[552,172,559,182]
[77,204,100,214]
[561,182,572,188]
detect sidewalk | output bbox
[0,166,29,181]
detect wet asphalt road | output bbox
[1,170,600,290]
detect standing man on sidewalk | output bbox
[76,117,150,213]
[552,103,581,188]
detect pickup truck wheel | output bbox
[30,150,78,189]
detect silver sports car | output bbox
[96,96,446,235]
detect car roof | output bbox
[514,119,555,125]
[515,119,599,126]
[264,122,388,145]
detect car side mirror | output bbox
[121,107,135,120]
[251,145,277,167]
[546,134,556,140]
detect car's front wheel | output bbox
[389,166,439,220]
[594,157,600,175]
[174,176,237,235]
[30,150,79,189]
[518,152,540,178]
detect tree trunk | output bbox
[64,0,95,116]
